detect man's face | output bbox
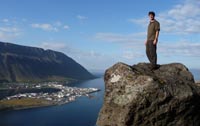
[149,14,154,21]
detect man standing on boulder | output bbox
[145,11,160,70]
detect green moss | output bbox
[0,98,52,110]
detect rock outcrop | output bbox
[96,62,200,126]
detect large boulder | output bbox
[96,62,200,126]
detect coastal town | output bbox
[1,82,100,105]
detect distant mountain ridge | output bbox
[0,41,95,83]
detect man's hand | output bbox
[145,40,147,45]
[153,38,157,45]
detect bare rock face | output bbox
[96,62,200,126]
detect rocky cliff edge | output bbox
[97,62,200,126]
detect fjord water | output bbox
[0,71,199,126]
[0,77,104,126]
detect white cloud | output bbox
[126,0,200,59]
[2,18,9,23]
[54,21,62,27]
[122,50,144,60]
[94,32,147,60]
[31,22,70,32]
[31,23,58,32]
[40,42,67,50]
[22,18,27,22]
[77,15,88,20]
[159,41,200,57]
[167,0,200,20]
[128,18,147,27]
[130,0,200,34]
[95,32,146,44]
[0,18,23,41]
[38,41,112,70]
[0,27,21,41]
[1,17,27,26]
[0,27,19,32]
[0,32,20,41]
[39,42,102,57]
[94,31,200,61]
[63,25,70,30]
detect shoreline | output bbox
[0,89,101,112]
[2,103,56,112]
[0,98,55,111]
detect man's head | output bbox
[148,11,155,21]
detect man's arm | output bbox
[153,21,160,45]
[153,30,159,45]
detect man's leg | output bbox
[146,40,157,69]
[146,41,151,64]
[149,41,157,68]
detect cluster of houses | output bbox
[4,83,100,105]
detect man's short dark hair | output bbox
[148,11,155,17]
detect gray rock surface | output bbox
[96,62,200,126]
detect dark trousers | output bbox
[146,40,157,68]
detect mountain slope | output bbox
[0,42,95,83]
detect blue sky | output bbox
[0,0,200,71]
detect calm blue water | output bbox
[0,71,199,126]
[191,69,200,81]
[0,77,104,126]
